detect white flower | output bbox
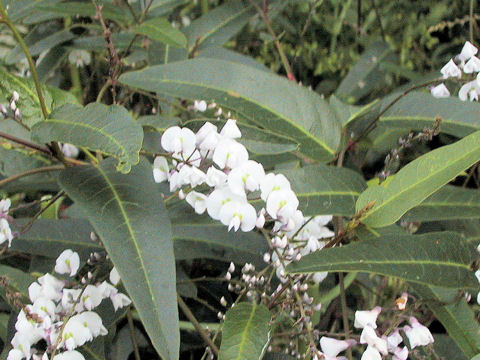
[53,351,86,360]
[79,285,103,310]
[153,157,170,183]
[110,293,132,311]
[29,274,65,302]
[7,349,24,360]
[392,346,408,360]
[68,50,91,67]
[354,306,381,329]
[75,312,107,337]
[227,160,265,196]
[265,189,299,223]
[0,218,13,247]
[0,198,11,213]
[459,80,480,101]
[206,166,228,187]
[212,138,249,169]
[404,317,434,348]
[319,337,356,359]
[463,56,480,73]
[206,187,245,220]
[30,297,56,321]
[186,191,208,214]
[109,267,121,285]
[430,83,450,98]
[63,315,94,350]
[188,167,206,187]
[219,200,257,232]
[312,272,328,284]
[459,41,478,61]
[361,345,382,360]
[387,329,403,351]
[220,119,241,139]
[360,326,388,355]
[61,288,82,311]
[196,122,218,147]
[256,208,266,228]
[61,144,80,158]
[260,173,291,201]
[9,333,31,360]
[193,100,207,112]
[440,59,462,79]
[55,249,80,277]
[161,126,196,155]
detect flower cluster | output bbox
[153,119,304,233]
[0,198,13,247]
[7,250,131,360]
[352,306,433,359]
[431,41,480,101]
[0,91,22,122]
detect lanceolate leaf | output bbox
[380,92,480,138]
[132,18,187,48]
[402,185,480,221]
[184,0,256,51]
[32,103,143,173]
[356,130,480,227]
[409,283,480,357]
[58,158,179,360]
[219,303,272,360]
[286,232,478,288]
[281,165,366,216]
[119,58,341,162]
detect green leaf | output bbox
[402,185,480,222]
[409,283,480,357]
[12,219,102,259]
[0,265,34,304]
[0,313,9,343]
[286,232,478,288]
[472,355,480,360]
[172,222,269,267]
[58,158,179,360]
[356,130,480,227]
[198,47,271,72]
[335,41,395,103]
[219,302,272,360]
[184,0,256,51]
[32,103,143,173]
[119,58,341,162]
[379,92,480,138]
[0,68,52,126]
[73,33,140,52]
[37,2,127,23]
[281,164,366,216]
[133,18,187,48]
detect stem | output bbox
[339,273,352,360]
[138,0,154,23]
[20,191,65,234]
[0,130,52,155]
[470,0,475,44]
[122,0,139,23]
[248,0,296,81]
[177,294,219,356]
[127,307,142,360]
[200,0,209,14]
[0,165,64,188]
[96,79,112,102]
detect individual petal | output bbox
[188,167,206,188]
[52,351,86,360]
[266,189,299,222]
[361,346,382,360]
[459,80,480,101]
[196,122,217,145]
[55,249,80,277]
[0,198,11,213]
[219,200,257,232]
[63,316,93,350]
[312,272,328,284]
[109,267,121,285]
[7,349,24,360]
[110,293,132,311]
[354,306,381,329]
[459,41,478,61]
[430,83,450,98]
[205,166,228,187]
[0,218,13,247]
[463,56,480,73]
[220,119,241,139]
[212,139,248,169]
[153,157,170,183]
[319,337,356,357]
[75,312,108,337]
[440,59,462,79]
[392,346,408,360]
[186,191,208,214]
[80,285,103,310]
[387,329,403,351]
[61,143,80,158]
[10,332,32,359]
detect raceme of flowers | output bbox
[431,41,480,101]
[7,250,131,360]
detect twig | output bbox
[248,0,296,81]
[138,0,155,23]
[470,0,475,44]
[370,0,385,41]
[20,191,65,234]
[0,165,64,188]
[93,1,122,103]
[0,131,52,155]
[121,0,139,23]
[177,294,219,356]
[127,307,142,360]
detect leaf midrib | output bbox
[235,304,257,360]
[95,165,171,359]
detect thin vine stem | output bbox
[0,165,64,188]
